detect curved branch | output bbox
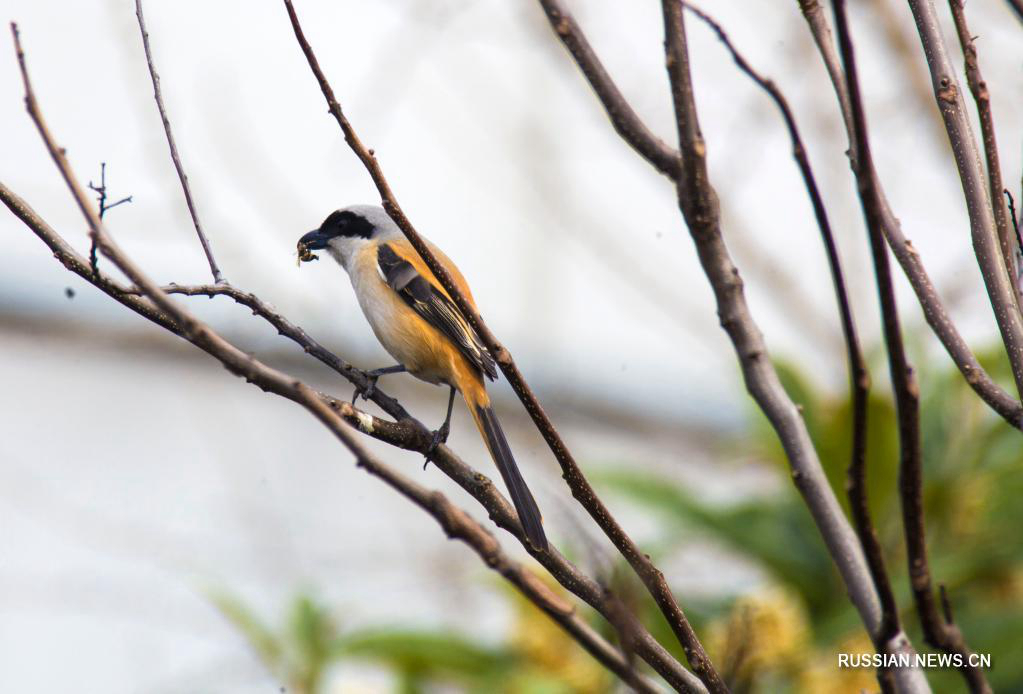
[535,0,682,178]
[154,282,414,421]
[134,0,224,284]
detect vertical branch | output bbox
[905,0,1023,399]
[675,7,900,691]
[135,0,224,284]
[831,3,990,692]
[948,0,1018,291]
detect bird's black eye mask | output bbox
[296,210,375,264]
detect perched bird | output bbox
[297,205,548,551]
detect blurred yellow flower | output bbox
[800,633,877,694]
[708,585,810,684]
[507,571,609,693]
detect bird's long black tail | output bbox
[473,404,548,551]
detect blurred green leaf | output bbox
[596,470,839,618]
[334,629,513,681]
[209,589,283,670]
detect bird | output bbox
[297,205,548,551]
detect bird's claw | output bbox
[423,422,450,469]
[353,374,379,405]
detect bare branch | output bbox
[905,0,1023,400]
[134,0,224,284]
[833,3,990,692]
[948,0,1018,292]
[280,1,718,687]
[678,7,900,691]
[796,0,1023,431]
[535,0,682,178]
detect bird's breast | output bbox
[348,245,451,386]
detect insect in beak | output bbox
[296,242,319,266]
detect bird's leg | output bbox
[425,385,457,467]
[353,364,406,404]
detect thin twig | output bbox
[154,282,414,420]
[832,3,990,692]
[948,0,1017,296]
[86,162,133,274]
[280,2,717,688]
[797,1,856,154]
[678,7,899,691]
[905,0,1023,401]
[535,0,682,178]
[87,162,133,219]
[3,27,674,692]
[796,0,1023,431]
[134,0,224,284]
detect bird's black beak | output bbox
[298,228,331,251]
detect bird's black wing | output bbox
[377,243,497,380]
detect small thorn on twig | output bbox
[939,584,955,625]
[1004,190,1022,254]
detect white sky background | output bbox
[2,0,1023,691]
